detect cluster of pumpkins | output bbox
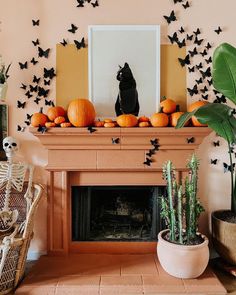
[31,98,208,128]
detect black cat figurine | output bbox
[115,62,139,116]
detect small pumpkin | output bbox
[60,122,72,128]
[160,97,176,114]
[31,107,48,127]
[45,122,56,128]
[187,101,208,127]
[116,114,138,127]
[104,118,113,123]
[138,116,150,123]
[170,112,187,127]
[47,106,66,122]
[54,116,66,125]
[104,122,116,128]
[139,122,150,127]
[150,112,169,127]
[94,120,105,127]
[67,98,96,127]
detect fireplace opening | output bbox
[72,186,165,241]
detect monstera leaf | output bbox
[213,43,236,105]
[176,103,236,144]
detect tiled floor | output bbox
[15,254,227,294]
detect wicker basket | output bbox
[0,183,43,294]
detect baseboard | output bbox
[27,251,47,261]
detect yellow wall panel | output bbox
[56,44,187,111]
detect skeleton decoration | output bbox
[0,136,34,232]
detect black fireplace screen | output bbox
[71,186,165,241]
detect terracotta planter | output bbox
[157,229,209,279]
[212,210,236,265]
[0,82,8,100]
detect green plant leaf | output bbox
[175,111,196,128]
[213,43,236,104]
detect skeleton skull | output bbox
[2,137,19,159]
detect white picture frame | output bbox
[88,25,160,118]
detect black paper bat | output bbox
[76,0,85,7]
[205,57,212,64]
[213,140,220,147]
[207,79,213,86]
[44,67,56,79]
[182,1,190,9]
[200,67,211,79]
[206,42,212,50]
[187,137,195,144]
[179,26,185,33]
[146,150,155,157]
[91,0,99,7]
[187,85,198,96]
[87,126,97,133]
[24,120,30,126]
[213,95,226,104]
[163,10,177,24]
[168,32,178,44]
[177,39,186,48]
[30,57,38,65]
[200,49,208,57]
[194,36,204,46]
[195,77,203,84]
[33,75,41,84]
[196,62,203,70]
[32,39,40,46]
[202,94,209,100]
[45,99,54,106]
[143,158,153,166]
[38,47,50,58]
[25,91,33,99]
[152,144,160,151]
[38,86,49,97]
[74,38,86,50]
[173,0,183,3]
[44,79,50,86]
[26,113,32,120]
[112,137,120,144]
[211,159,218,165]
[200,86,208,93]
[60,39,68,46]
[37,125,48,134]
[188,47,197,57]
[17,100,26,109]
[32,19,40,26]
[213,89,220,95]
[215,26,222,35]
[178,54,190,67]
[19,61,28,70]
[68,24,78,34]
[150,138,158,146]
[223,162,235,173]
[17,125,25,132]
[193,28,201,35]
[186,34,193,41]
[30,85,38,92]
[188,66,195,73]
[20,83,27,90]
[34,97,41,104]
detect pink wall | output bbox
[0,0,235,256]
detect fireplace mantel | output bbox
[30,127,211,255]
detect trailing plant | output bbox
[0,55,11,84]
[176,43,236,215]
[161,154,204,244]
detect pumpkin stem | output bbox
[162,96,167,101]
[176,105,180,112]
[159,107,164,113]
[39,107,43,114]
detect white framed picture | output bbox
[88,25,160,118]
[0,104,8,161]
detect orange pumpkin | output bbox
[31,108,48,127]
[116,114,138,127]
[94,120,105,127]
[160,97,176,114]
[139,121,150,127]
[47,106,66,122]
[170,112,189,127]
[187,101,208,127]
[104,122,116,128]
[60,122,72,128]
[104,118,113,123]
[45,122,56,128]
[67,98,96,127]
[54,116,66,125]
[138,116,150,123]
[150,113,169,127]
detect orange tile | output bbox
[21,275,59,286]
[142,275,184,286]
[100,288,143,294]
[15,286,56,295]
[120,254,158,275]
[57,275,100,286]
[101,275,142,286]
[55,287,99,295]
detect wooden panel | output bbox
[97,150,145,170]
[56,44,186,110]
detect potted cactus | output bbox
[157,154,209,279]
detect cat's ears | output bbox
[124,62,129,67]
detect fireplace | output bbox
[72,186,165,242]
[30,126,211,255]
